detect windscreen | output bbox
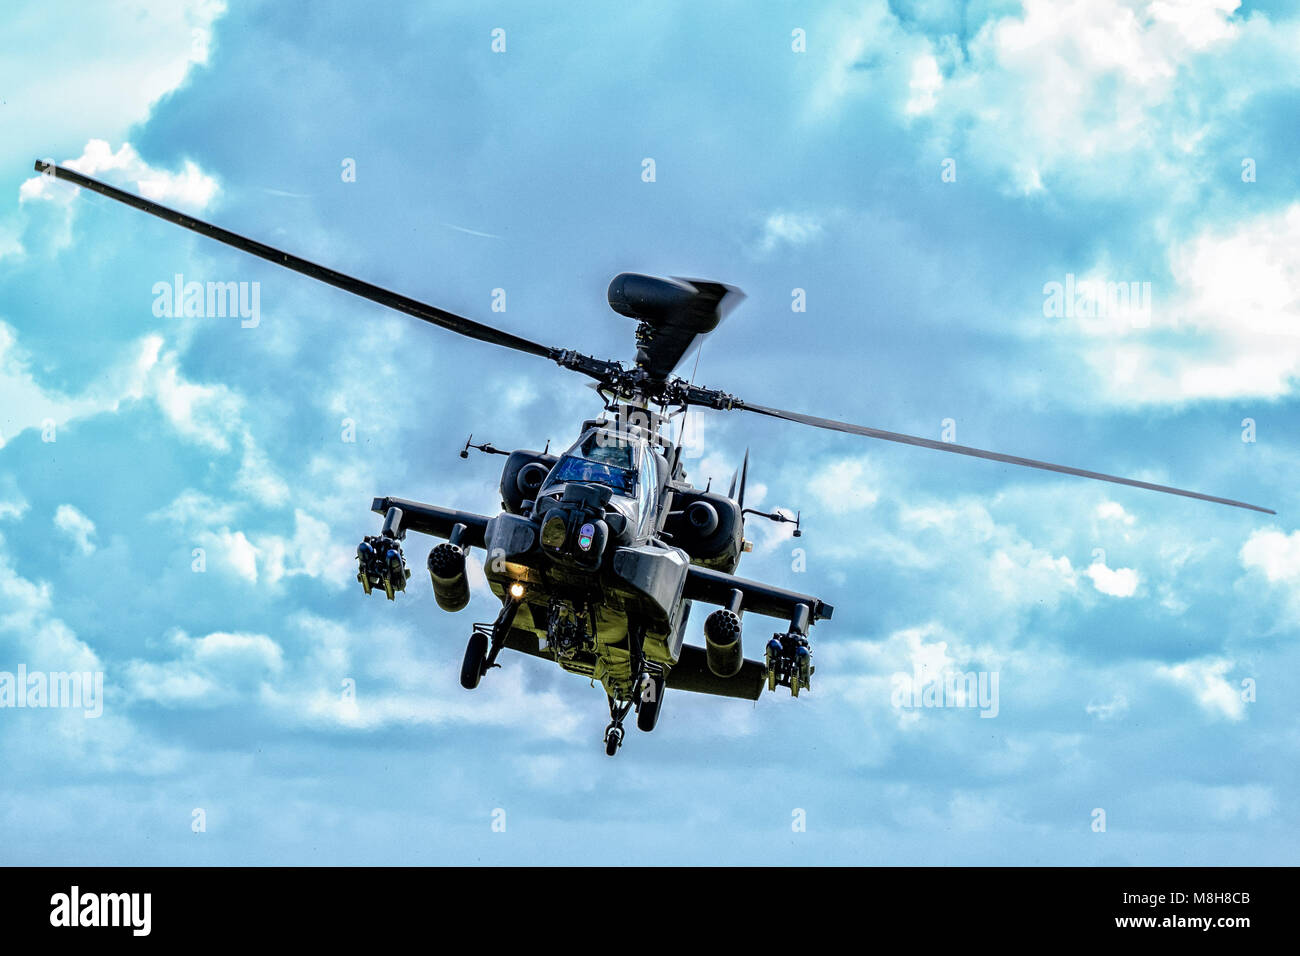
[545,455,637,496]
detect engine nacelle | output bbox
[663,490,742,572]
[498,449,557,514]
[703,608,743,678]
[427,543,470,612]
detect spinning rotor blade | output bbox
[734,400,1275,515]
[32,161,560,360]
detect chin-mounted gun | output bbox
[765,603,814,696]
[356,506,411,600]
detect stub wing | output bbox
[369,497,490,548]
[682,565,833,624]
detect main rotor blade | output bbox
[736,400,1275,515]
[33,160,560,360]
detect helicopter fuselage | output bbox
[357,410,832,752]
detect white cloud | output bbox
[1240,527,1300,583]
[823,621,1002,734]
[1086,558,1140,597]
[904,52,943,115]
[234,433,290,507]
[124,630,284,708]
[807,4,1300,406]
[1238,527,1300,623]
[190,511,350,590]
[989,545,1077,607]
[807,456,880,513]
[53,505,97,555]
[0,475,28,521]
[202,528,260,583]
[958,0,1256,197]
[756,211,825,254]
[21,140,219,212]
[1,326,291,531]
[1085,694,1130,720]
[809,2,929,117]
[1076,204,1300,403]
[0,0,227,177]
[1095,501,1136,526]
[143,338,242,451]
[3,0,224,262]
[0,531,188,774]
[814,1,1297,202]
[0,321,133,443]
[259,616,583,739]
[149,489,243,528]
[1156,656,1246,720]
[256,510,352,588]
[0,0,223,136]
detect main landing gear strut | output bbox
[603,696,632,756]
[602,619,665,756]
[461,593,521,690]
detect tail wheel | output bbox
[460,631,488,690]
[604,724,623,756]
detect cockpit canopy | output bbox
[541,429,642,499]
[545,455,636,496]
[538,427,662,539]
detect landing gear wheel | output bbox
[460,631,488,690]
[603,724,624,756]
[636,674,665,732]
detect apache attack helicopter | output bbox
[35,159,1274,755]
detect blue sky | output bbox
[1,0,1298,864]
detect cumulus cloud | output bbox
[989,545,1077,607]
[1240,527,1300,583]
[1156,656,1246,720]
[1,0,225,262]
[755,211,826,254]
[1085,557,1140,597]
[807,456,880,513]
[1095,501,1136,525]
[904,52,943,115]
[1073,204,1300,403]
[0,537,88,664]
[53,505,97,555]
[124,630,284,708]
[1,325,291,528]
[0,477,26,521]
[0,0,226,158]
[16,140,220,259]
[22,140,219,210]
[188,511,349,589]
[824,621,1002,733]
[820,1,1293,200]
[0,321,133,445]
[810,3,1300,405]
[1238,527,1300,623]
